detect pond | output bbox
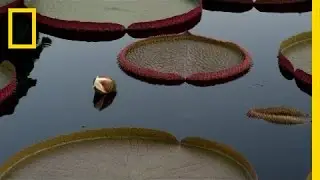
[0,8,311,180]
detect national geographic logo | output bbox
[8,8,36,49]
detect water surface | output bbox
[0,9,311,180]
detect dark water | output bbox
[0,9,311,180]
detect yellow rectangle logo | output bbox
[313,0,318,179]
[8,8,36,49]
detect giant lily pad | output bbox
[278,31,311,95]
[0,127,257,180]
[24,0,202,41]
[118,32,252,86]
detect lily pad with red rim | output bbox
[278,31,311,95]
[0,127,258,180]
[118,32,252,86]
[24,0,202,41]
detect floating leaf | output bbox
[118,33,252,86]
[25,0,202,40]
[0,127,257,180]
[278,31,311,86]
[247,106,311,125]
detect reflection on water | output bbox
[202,0,253,13]
[254,0,311,13]
[0,8,311,180]
[93,92,117,111]
[0,14,52,117]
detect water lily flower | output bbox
[93,76,116,94]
